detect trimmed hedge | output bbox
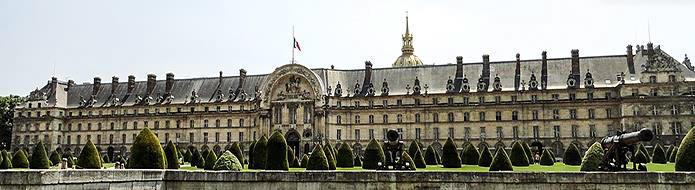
[460,143,480,165]
[77,140,102,169]
[128,128,167,169]
[670,146,678,163]
[478,146,493,167]
[362,139,385,169]
[408,141,421,161]
[665,145,674,163]
[248,140,256,169]
[510,141,529,166]
[12,149,29,168]
[354,155,362,167]
[676,127,695,171]
[633,149,648,164]
[441,137,461,168]
[637,144,651,163]
[204,150,218,170]
[300,154,309,168]
[323,143,337,170]
[0,150,11,169]
[563,143,582,166]
[287,147,297,168]
[489,148,513,171]
[212,151,242,171]
[266,131,289,170]
[336,142,354,168]
[580,142,604,171]
[252,135,268,169]
[401,152,416,170]
[652,143,667,164]
[424,145,439,165]
[307,144,329,170]
[412,147,427,168]
[164,141,180,169]
[184,150,192,163]
[522,142,534,164]
[191,149,202,168]
[102,155,110,164]
[539,149,554,166]
[229,142,245,167]
[50,151,61,166]
[30,141,51,169]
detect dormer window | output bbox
[649,76,657,83]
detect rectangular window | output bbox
[239,132,244,142]
[354,129,360,140]
[189,133,195,143]
[448,128,454,138]
[447,97,453,105]
[463,97,469,105]
[479,112,486,121]
[227,132,231,142]
[204,120,209,128]
[587,92,594,100]
[589,125,597,138]
[415,128,421,140]
[553,109,560,119]
[571,125,578,138]
[605,92,612,99]
[203,132,208,143]
[511,95,517,103]
[369,129,375,139]
[495,96,501,104]
[337,115,342,124]
[432,113,439,123]
[480,127,486,139]
[433,128,440,140]
[570,109,577,119]
[496,127,503,139]
[533,126,540,138]
[383,115,389,123]
[464,127,470,141]
[495,111,502,121]
[513,126,519,139]
[354,115,360,124]
[532,110,539,120]
[463,112,470,121]
[531,95,538,103]
[478,96,485,104]
[415,113,421,123]
[588,109,595,119]
[569,93,576,101]
[383,128,388,140]
[189,120,195,128]
[447,112,454,123]
[368,115,374,124]
[553,126,561,138]
[606,108,612,118]
[215,132,220,142]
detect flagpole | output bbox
[292,25,295,64]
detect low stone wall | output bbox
[0,170,694,190]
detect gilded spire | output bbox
[393,12,423,67]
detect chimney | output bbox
[482,54,491,85]
[146,74,156,94]
[647,42,655,65]
[452,56,464,92]
[514,53,521,91]
[626,45,635,74]
[127,75,135,94]
[165,73,174,94]
[93,77,101,95]
[541,51,548,90]
[358,61,374,96]
[571,49,580,88]
[111,76,119,94]
[236,69,247,91]
[67,80,75,91]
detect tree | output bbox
[408,141,421,161]
[252,135,268,169]
[49,151,61,166]
[563,143,582,166]
[354,155,362,167]
[248,140,256,169]
[478,146,493,167]
[401,152,416,170]
[362,139,385,169]
[307,144,329,170]
[0,96,26,148]
[300,154,309,168]
[510,141,529,166]
[670,146,679,163]
[204,150,217,170]
[213,151,242,171]
[412,148,426,168]
[424,145,438,165]
[127,128,167,169]
[633,149,648,164]
[651,143,667,164]
[12,149,29,168]
[191,149,202,168]
[460,143,480,165]
[102,155,110,164]
[665,145,674,163]
[184,149,193,163]
[29,141,51,169]
[265,131,289,170]
[336,142,354,168]
[228,142,245,168]
[0,150,11,169]
[580,142,604,171]
[676,127,695,171]
[77,140,102,169]
[539,150,554,166]
[637,144,651,163]
[323,143,336,170]
[489,149,513,171]
[164,141,180,169]
[441,137,461,168]
[522,142,534,164]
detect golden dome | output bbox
[393,15,424,67]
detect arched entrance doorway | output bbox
[286,129,301,158]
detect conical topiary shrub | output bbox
[0,150,11,169]
[323,144,336,170]
[229,142,245,167]
[77,140,102,169]
[248,140,256,169]
[563,143,582,166]
[362,139,385,169]
[12,149,29,168]
[510,141,529,166]
[441,138,461,168]
[50,151,61,166]
[401,152,416,170]
[539,149,554,166]
[637,144,651,163]
[425,145,438,165]
[336,142,354,168]
[460,143,480,165]
[670,146,678,163]
[676,128,695,171]
[489,149,513,171]
[204,150,218,170]
[354,155,362,167]
[307,144,329,170]
[191,149,202,168]
[478,146,493,167]
[665,145,674,163]
[265,131,289,170]
[29,141,51,169]
[128,128,167,169]
[408,141,421,161]
[164,141,180,169]
[252,135,268,169]
[580,142,604,171]
[102,155,110,164]
[300,154,309,168]
[652,143,667,164]
[184,149,193,163]
[522,142,534,164]
[413,148,426,168]
[633,149,648,164]
[212,151,242,171]
[549,149,556,161]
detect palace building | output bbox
[11,18,695,160]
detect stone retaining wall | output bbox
[0,170,693,190]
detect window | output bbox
[336,115,342,124]
[397,128,403,140]
[531,95,538,103]
[189,133,195,143]
[204,120,209,128]
[496,127,503,139]
[448,128,454,138]
[189,120,195,128]
[605,92,612,99]
[672,105,680,115]
[463,97,469,105]
[433,128,440,139]
[203,132,208,143]
[165,120,170,129]
[632,89,639,96]
[354,115,361,124]
[552,109,560,119]
[511,111,519,121]
[176,120,181,128]
[479,112,486,121]
[606,108,612,118]
[671,122,683,135]
[414,99,420,106]
[533,126,540,139]
[669,75,676,82]
[478,96,485,104]
[433,98,440,105]
[368,115,374,124]
[495,111,502,121]
[494,96,501,104]
[397,99,402,106]
[122,134,126,144]
[569,93,576,101]
[354,129,360,140]
[589,125,597,138]
[383,114,389,123]
[415,113,421,123]
[570,109,577,119]
[447,112,454,123]
[571,125,578,138]
[165,133,170,143]
[368,100,374,108]
[369,129,375,139]
[649,76,657,83]
[447,97,453,105]
[463,112,470,121]
[239,119,244,128]
[239,132,244,142]
[464,127,470,141]
[289,105,297,124]
[587,92,594,100]
[397,114,403,123]
[532,110,539,120]
[511,95,517,103]
[382,128,388,139]
[553,126,561,138]
[650,88,658,96]
[227,132,231,142]
[215,132,220,142]
[134,121,139,130]
[215,119,220,128]
[512,126,519,139]
[415,128,421,140]
[432,113,439,123]
[382,100,388,107]
[227,119,232,127]
[480,127,487,139]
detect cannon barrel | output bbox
[386,129,399,142]
[601,128,654,146]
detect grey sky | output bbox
[1,0,693,96]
